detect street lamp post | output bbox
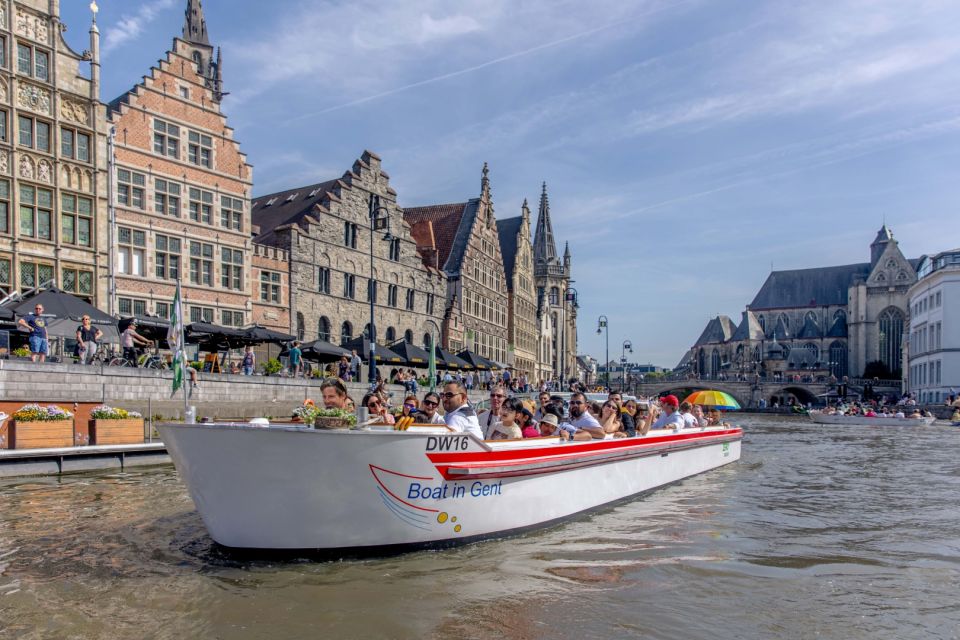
[621,339,632,392]
[597,315,608,389]
[368,193,393,385]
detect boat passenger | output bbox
[519,408,540,438]
[600,401,627,438]
[441,381,484,440]
[538,413,561,437]
[489,398,524,440]
[643,395,684,431]
[621,400,639,437]
[320,377,349,410]
[478,385,507,439]
[894,409,906,418]
[363,393,395,425]
[533,392,551,421]
[400,395,419,419]
[418,392,447,425]
[679,401,699,429]
[587,401,603,419]
[951,408,960,422]
[692,405,708,428]
[568,392,605,439]
[608,391,623,408]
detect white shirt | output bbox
[570,412,601,430]
[680,411,699,429]
[420,411,446,425]
[444,404,483,440]
[477,409,503,440]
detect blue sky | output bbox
[65,0,960,367]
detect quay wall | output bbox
[0,361,481,420]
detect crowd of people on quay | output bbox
[312,378,731,441]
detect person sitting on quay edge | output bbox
[641,395,684,431]
[362,392,395,425]
[18,303,50,363]
[418,392,446,425]
[120,320,152,366]
[75,315,103,365]
[488,397,524,440]
[478,385,507,439]
[568,392,605,439]
[320,377,350,410]
[441,381,483,440]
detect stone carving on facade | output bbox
[15,8,49,44]
[18,83,51,115]
[0,150,9,176]
[0,78,8,104]
[19,155,35,180]
[0,5,7,30]
[60,97,91,125]
[37,159,52,184]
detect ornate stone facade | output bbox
[107,0,253,323]
[251,151,447,352]
[496,200,537,377]
[0,0,108,304]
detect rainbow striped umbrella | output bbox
[683,390,741,410]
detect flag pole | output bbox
[180,279,187,421]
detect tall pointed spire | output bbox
[183,0,210,46]
[533,182,558,266]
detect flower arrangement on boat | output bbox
[89,405,143,420]
[12,404,73,422]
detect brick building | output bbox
[251,150,446,350]
[106,0,253,324]
[405,163,509,363]
[0,0,107,303]
[250,242,289,333]
[496,199,537,378]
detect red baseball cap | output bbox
[660,394,679,408]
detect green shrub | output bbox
[12,346,31,358]
[262,358,283,376]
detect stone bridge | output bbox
[629,379,830,408]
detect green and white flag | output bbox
[168,281,185,394]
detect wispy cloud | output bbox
[102,0,178,55]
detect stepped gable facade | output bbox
[404,163,509,362]
[251,150,446,349]
[683,226,917,380]
[107,0,253,325]
[495,199,537,377]
[0,1,108,304]
[533,183,577,383]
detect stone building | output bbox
[0,1,107,304]
[250,242,289,333]
[495,198,537,378]
[107,0,253,324]
[532,184,577,382]
[906,248,960,404]
[404,164,509,363]
[683,226,917,381]
[251,150,447,350]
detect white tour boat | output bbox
[158,421,742,555]
[808,410,936,427]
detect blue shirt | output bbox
[24,313,47,339]
[289,347,302,365]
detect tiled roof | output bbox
[250,179,339,246]
[750,263,872,310]
[826,315,848,338]
[496,216,523,291]
[731,310,764,341]
[403,201,472,274]
[795,314,822,339]
[693,315,736,346]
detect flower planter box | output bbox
[89,419,145,445]
[314,417,354,430]
[11,420,75,449]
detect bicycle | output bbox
[138,343,168,370]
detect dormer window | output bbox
[886,259,897,268]
[876,273,886,282]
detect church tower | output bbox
[533,183,574,382]
[182,0,223,101]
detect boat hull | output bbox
[808,411,936,426]
[158,423,741,552]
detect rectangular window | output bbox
[0,179,9,234]
[61,267,93,296]
[387,284,398,307]
[936,291,941,307]
[153,119,180,158]
[189,188,213,224]
[221,310,244,327]
[220,247,243,290]
[343,273,355,299]
[18,116,32,148]
[389,238,401,261]
[19,262,54,290]
[0,109,6,142]
[61,128,73,158]
[17,44,49,81]
[189,306,214,323]
[117,226,146,275]
[155,302,171,319]
[367,279,377,303]
[60,128,91,162]
[17,44,30,75]
[220,196,243,231]
[0,35,6,69]
[318,266,330,293]
[155,234,181,280]
[260,270,281,302]
[35,121,49,152]
[0,257,10,295]
[405,288,415,311]
[154,179,181,216]
[61,193,93,247]
[117,169,146,209]
[19,184,53,240]
[189,241,213,286]
[343,222,357,248]
[188,131,212,167]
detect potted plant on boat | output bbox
[9,404,74,449]
[88,405,145,445]
[296,401,356,430]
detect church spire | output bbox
[183,0,210,46]
[533,182,558,266]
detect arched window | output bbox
[404,329,414,344]
[385,326,396,342]
[752,344,761,363]
[423,333,432,350]
[876,272,886,282]
[757,315,765,331]
[711,349,721,376]
[778,312,790,332]
[296,312,305,341]
[828,340,847,378]
[697,349,705,375]
[192,51,202,72]
[833,309,846,322]
[363,323,372,339]
[549,287,559,306]
[340,321,352,345]
[878,307,904,376]
[803,343,819,365]
[805,310,817,325]
[318,316,330,342]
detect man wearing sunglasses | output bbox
[18,303,50,363]
[568,392,604,439]
[478,385,506,439]
[418,391,446,425]
[441,381,483,439]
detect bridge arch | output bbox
[769,386,818,407]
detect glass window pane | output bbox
[17,45,30,74]
[35,51,48,80]
[62,215,75,243]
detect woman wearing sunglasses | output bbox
[361,392,395,425]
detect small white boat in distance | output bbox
[809,410,936,426]
[158,421,742,555]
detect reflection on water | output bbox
[2,417,960,639]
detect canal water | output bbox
[2,416,959,639]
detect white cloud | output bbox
[102,0,178,55]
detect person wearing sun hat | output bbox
[641,394,684,432]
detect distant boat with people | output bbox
[808,410,935,427]
[158,420,742,555]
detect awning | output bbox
[4,287,119,341]
[296,339,351,362]
[343,336,405,363]
[387,340,431,366]
[186,322,247,350]
[457,350,500,370]
[435,346,471,370]
[241,324,295,344]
